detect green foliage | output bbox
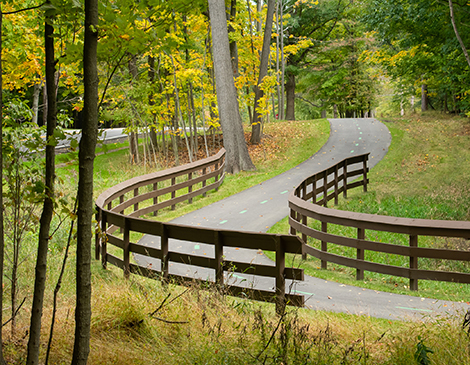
[362,0,470,114]
[414,336,434,365]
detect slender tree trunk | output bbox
[41,83,47,127]
[32,81,41,126]
[285,71,295,120]
[449,0,470,68]
[148,56,158,150]
[71,0,98,362]
[421,83,428,111]
[189,83,198,156]
[228,0,239,78]
[275,1,281,119]
[279,0,285,120]
[128,54,140,164]
[0,9,5,365]
[208,0,255,174]
[251,0,275,144]
[256,0,262,33]
[26,11,57,365]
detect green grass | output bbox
[268,113,470,302]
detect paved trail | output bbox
[138,118,469,321]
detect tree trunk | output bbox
[128,53,140,164]
[148,56,158,150]
[71,0,98,362]
[41,83,47,127]
[0,9,6,365]
[285,71,295,120]
[421,84,428,111]
[251,0,275,144]
[279,0,285,120]
[275,1,281,119]
[26,12,57,365]
[32,81,41,126]
[449,0,470,68]
[228,0,239,78]
[208,0,255,174]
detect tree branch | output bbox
[3,2,47,15]
[449,0,470,68]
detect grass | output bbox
[7,270,470,364]
[267,112,470,302]
[5,115,470,363]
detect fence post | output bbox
[343,160,348,199]
[321,221,328,270]
[188,172,193,204]
[334,165,339,205]
[290,208,297,236]
[409,235,418,290]
[301,214,307,260]
[119,195,124,213]
[312,174,317,204]
[323,170,328,207]
[202,167,207,197]
[153,182,158,216]
[275,235,286,316]
[214,162,220,192]
[161,224,169,282]
[363,154,368,193]
[101,211,108,269]
[214,231,224,286]
[95,209,101,260]
[134,188,139,212]
[171,177,176,210]
[356,228,365,280]
[123,217,130,279]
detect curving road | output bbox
[137,118,469,321]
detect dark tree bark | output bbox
[421,84,428,111]
[250,0,275,145]
[0,9,5,365]
[208,0,255,174]
[26,10,57,365]
[71,0,98,362]
[285,71,295,120]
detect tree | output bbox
[448,0,470,69]
[207,0,254,174]
[0,7,5,365]
[282,0,348,120]
[250,0,275,144]
[71,0,98,361]
[26,3,57,363]
[363,0,470,114]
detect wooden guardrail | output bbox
[95,149,305,313]
[289,153,470,290]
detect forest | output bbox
[0,0,469,363]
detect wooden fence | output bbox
[95,149,305,313]
[289,153,470,290]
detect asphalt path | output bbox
[54,128,127,152]
[137,118,469,321]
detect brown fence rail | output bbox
[289,153,470,290]
[95,149,305,313]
